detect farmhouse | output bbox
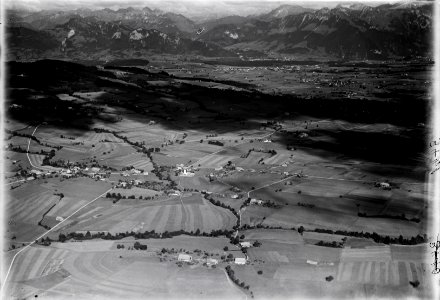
[240,242,252,248]
[306,260,318,265]
[178,254,192,262]
[179,168,195,177]
[30,169,42,175]
[169,190,181,196]
[231,194,239,199]
[56,216,64,222]
[234,258,246,265]
[250,199,264,205]
[377,182,391,189]
[206,258,218,266]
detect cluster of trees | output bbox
[260,121,282,131]
[297,202,315,208]
[106,192,145,203]
[240,223,287,231]
[93,128,159,154]
[6,143,52,156]
[409,280,420,288]
[205,195,239,218]
[37,203,57,230]
[7,129,41,143]
[138,180,170,192]
[311,228,426,245]
[116,244,125,249]
[59,135,75,140]
[58,227,236,243]
[261,200,282,208]
[208,140,224,146]
[37,237,52,246]
[240,198,251,210]
[133,241,148,250]
[7,130,62,150]
[357,212,420,223]
[315,240,343,248]
[225,266,251,292]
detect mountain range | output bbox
[6,1,433,61]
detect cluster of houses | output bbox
[375,181,391,190]
[177,253,247,266]
[177,254,220,266]
[250,198,264,205]
[121,168,149,177]
[176,164,195,177]
[25,164,149,182]
[117,179,143,188]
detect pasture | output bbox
[6,240,245,300]
[54,194,237,236]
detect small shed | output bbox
[234,257,246,265]
[306,259,318,265]
[240,242,252,248]
[178,254,192,262]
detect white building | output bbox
[379,182,390,189]
[206,258,218,266]
[56,216,64,222]
[178,254,192,262]
[234,257,246,265]
[306,260,318,265]
[180,168,195,177]
[250,199,263,205]
[30,169,42,175]
[240,242,252,248]
[169,190,181,196]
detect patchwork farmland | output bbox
[3,34,433,299]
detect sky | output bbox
[4,0,409,20]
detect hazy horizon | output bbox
[6,0,405,20]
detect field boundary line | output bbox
[189,131,275,168]
[222,268,248,300]
[1,187,113,297]
[5,180,26,186]
[26,125,41,169]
